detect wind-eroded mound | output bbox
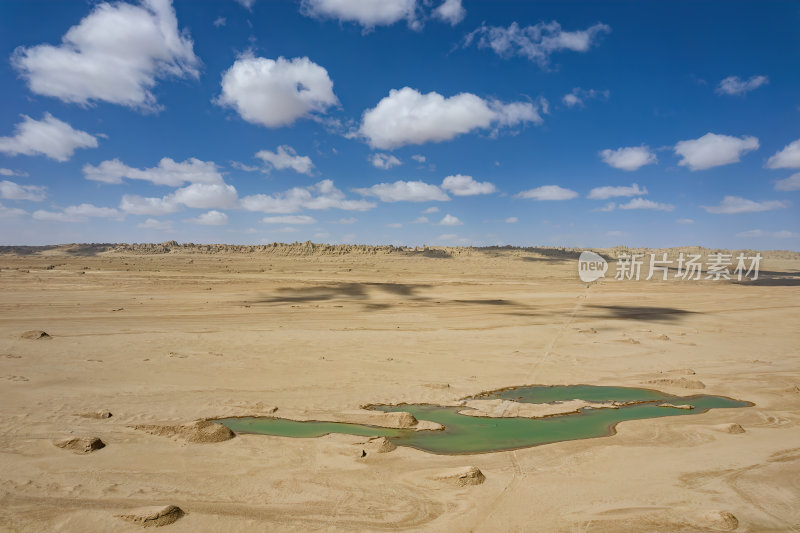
[657,403,694,410]
[432,466,486,486]
[53,436,105,454]
[77,409,112,419]
[362,436,396,454]
[691,510,739,531]
[133,420,234,443]
[117,505,184,528]
[459,398,622,418]
[20,330,50,340]
[339,410,423,429]
[711,423,745,434]
[645,377,706,389]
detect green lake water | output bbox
[217,385,750,454]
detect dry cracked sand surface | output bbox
[0,243,799,532]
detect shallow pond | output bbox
[217,385,750,454]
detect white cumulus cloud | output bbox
[300,0,416,29]
[369,153,402,169]
[262,215,316,224]
[0,180,46,202]
[0,203,27,219]
[464,21,610,67]
[216,55,338,128]
[241,179,375,213]
[562,87,609,108]
[434,0,465,25]
[32,210,86,223]
[359,87,543,149]
[255,145,314,175]
[438,214,463,226]
[170,183,238,209]
[440,174,496,196]
[716,75,769,96]
[618,198,674,211]
[599,145,657,171]
[774,173,800,191]
[137,218,173,231]
[515,185,578,201]
[64,203,121,218]
[0,114,98,162]
[120,183,238,215]
[0,168,28,177]
[354,180,450,202]
[674,133,759,171]
[701,196,788,214]
[84,157,223,185]
[587,183,647,200]
[186,210,228,225]
[766,139,800,169]
[12,0,199,110]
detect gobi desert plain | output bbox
[0,242,798,532]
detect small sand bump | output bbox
[77,409,112,419]
[54,436,105,454]
[433,466,486,486]
[361,436,396,453]
[657,403,694,410]
[133,420,235,443]
[693,510,739,531]
[711,423,745,434]
[666,368,696,375]
[117,505,184,527]
[20,330,50,340]
[422,383,450,389]
[646,377,705,389]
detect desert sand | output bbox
[0,242,799,532]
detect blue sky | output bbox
[0,0,798,248]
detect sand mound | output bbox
[340,410,420,429]
[53,436,105,454]
[692,510,739,531]
[460,398,620,419]
[658,403,694,410]
[117,505,184,527]
[133,420,234,443]
[362,436,396,454]
[667,368,696,375]
[20,330,50,340]
[711,423,745,434]
[433,466,486,487]
[645,377,705,389]
[78,409,112,419]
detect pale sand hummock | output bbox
[0,243,798,531]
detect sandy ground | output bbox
[0,244,799,532]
